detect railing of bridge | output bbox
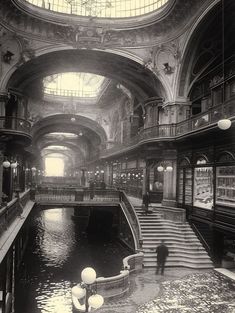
[35,186,142,251]
[35,187,120,202]
[0,116,31,134]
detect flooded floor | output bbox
[15,207,130,313]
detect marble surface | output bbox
[136,271,235,313]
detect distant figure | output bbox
[142,192,150,215]
[100,180,106,190]
[156,240,169,275]
[89,180,95,200]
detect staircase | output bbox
[135,206,214,269]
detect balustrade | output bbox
[0,190,30,236]
[101,101,235,157]
[0,116,31,134]
[120,190,143,251]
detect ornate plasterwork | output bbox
[0,0,216,49]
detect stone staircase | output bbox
[135,206,214,269]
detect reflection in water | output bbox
[15,207,129,313]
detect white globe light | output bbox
[81,267,96,284]
[71,285,86,299]
[71,117,76,122]
[166,166,173,172]
[218,119,231,130]
[88,294,104,309]
[10,162,18,169]
[3,160,11,168]
[157,165,164,172]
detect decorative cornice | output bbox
[0,0,218,49]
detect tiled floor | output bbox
[96,268,235,313]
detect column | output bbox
[130,114,140,137]
[0,149,4,206]
[143,97,163,128]
[161,150,177,207]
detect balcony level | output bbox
[101,100,235,158]
[0,116,32,146]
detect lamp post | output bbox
[72,267,104,312]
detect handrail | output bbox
[35,187,120,202]
[191,223,212,258]
[0,116,31,134]
[119,190,143,251]
[0,189,31,237]
[101,100,235,157]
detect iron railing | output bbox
[120,190,143,251]
[0,190,31,237]
[35,187,120,203]
[101,100,235,157]
[35,187,142,251]
[0,116,31,135]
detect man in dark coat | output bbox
[142,192,150,215]
[156,240,169,275]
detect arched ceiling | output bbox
[7,49,164,102]
[178,0,235,98]
[32,114,107,162]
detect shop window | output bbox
[216,166,235,208]
[193,165,213,210]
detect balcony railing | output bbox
[0,190,31,237]
[101,100,235,157]
[0,116,31,135]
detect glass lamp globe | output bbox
[81,267,96,284]
[217,119,231,130]
[88,294,104,309]
[166,166,173,172]
[71,284,86,299]
[157,165,164,172]
[3,160,11,168]
[11,162,18,169]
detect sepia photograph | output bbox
[0,0,235,312]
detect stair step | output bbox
[132,202,214,269]
[143,262,214,269]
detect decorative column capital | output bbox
[143,97,163,108]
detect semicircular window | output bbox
[43,73,107,98]
[26,0,169,18]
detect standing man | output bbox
[156,240,169,275]
[142,192,150,215]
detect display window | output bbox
[216,165,235,208]
[193,166,213,209]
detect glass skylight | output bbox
[26,0,169,18]
[43,73,106,98]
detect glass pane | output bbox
[26,0,169,18]
[216,166,235,208]
[193,167,213,209]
